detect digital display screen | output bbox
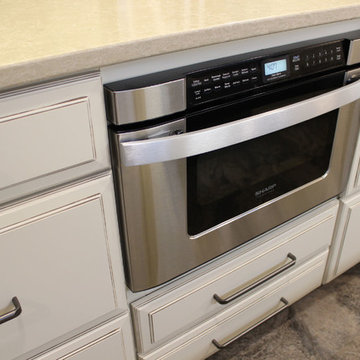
[264,59,287,76]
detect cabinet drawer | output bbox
[0,175,127,360]
[0,73,110,205]
[132,201,337,353]
[139,252,327,360]
[35,315,135,360]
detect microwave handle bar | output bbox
[120,76,360,167]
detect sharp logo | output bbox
[255,183,277,197]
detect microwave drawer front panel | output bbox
[0,74,110,205]
[0,176,124,360]
[35,315,135,360]
[132,202,337,353]
[139,252,327,360]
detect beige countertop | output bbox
[2,0,360,91]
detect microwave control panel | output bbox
[186,40,346,106]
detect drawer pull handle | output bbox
[214,253,296,305]
[0,297,22,325]
[212,297,289,349]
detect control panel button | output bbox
[203,76,211,85]
[191,79,202,88]
[292,54,301,63]
[222,72,231,80]
[211,74,222,82]
[241,68,249,75]
[232,70,241,77]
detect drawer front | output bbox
[139,252,327,360]
[0,175,127,360]
[0,73,110,205]
[35,315,136,360]
[132,202,337,353]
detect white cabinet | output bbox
[0,73,110,205]
[132,200,338,358]
[34,315,135,360]
[324,192,360,282]
[0,73,134,360]
[0,175,129,360]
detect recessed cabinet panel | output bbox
[0,98,94,187]
[0,74,110,204]
[0,175,126,360]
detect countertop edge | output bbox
[1,6,360,92]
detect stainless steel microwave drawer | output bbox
[0,73,110,205]
[131,200,338,354]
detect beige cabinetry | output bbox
[0,75,135,360]
[132,201,338,359]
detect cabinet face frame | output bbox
[0,174,128,360]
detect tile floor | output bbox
[207,263,360,360]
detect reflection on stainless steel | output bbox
[347,39,360,66]
[105,78,185,125]
[120,79,360,167]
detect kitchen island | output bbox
[2,2,360,360]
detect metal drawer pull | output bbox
[0,297,22,325]
[212,297,289,349]
[214,253,296,305]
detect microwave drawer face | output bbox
[0,176,120,360]
[131,202,338,353]
[0,74,110,205]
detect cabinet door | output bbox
[325,192,360,281]
[0,175,127,360]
